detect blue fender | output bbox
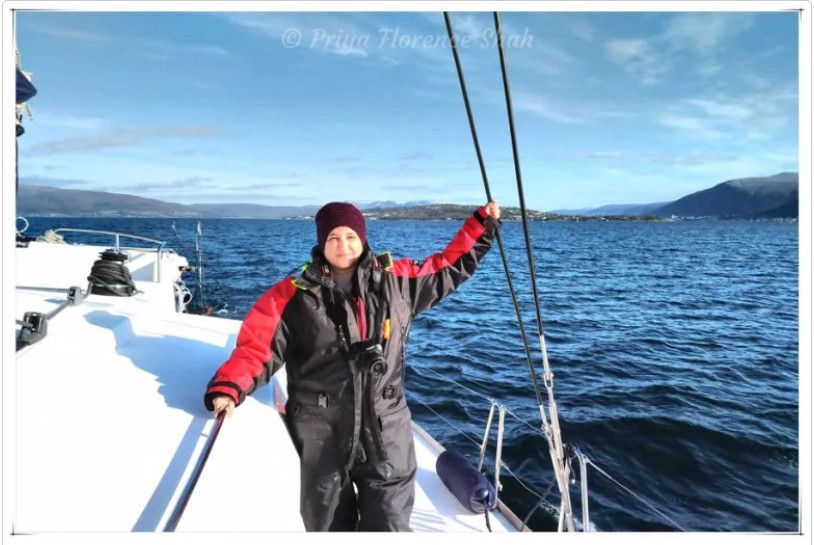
[436,449,496,514]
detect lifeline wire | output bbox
[586,459,686,532]
[418,365,684,532]
[413,367,566,518]
[412,397,560,519]
[414,369,560,505]
[418,365,545,439]
[417,367,562,457]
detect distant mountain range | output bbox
[552,172,798,218]
[16,172,798,219]
[364,204,553,221]
[15,186,436,219]
[364,200,434,209]
[16,186,320,218]
[653,172,798,218]
[553,202,670,216]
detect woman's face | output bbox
[323,226,363,271]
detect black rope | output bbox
[88,260,137,297]
[484,508,492,532]
[443,12,544,407]
[493,12,548,351]
[164,411,226,531]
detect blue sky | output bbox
[14,9,800,210]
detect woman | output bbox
[205,200,501,531]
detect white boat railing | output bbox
[52,228,168,282]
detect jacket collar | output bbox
[301,244,377,292]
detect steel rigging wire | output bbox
[443,11,576,531]
[442,12,544,408]
[492,12,576,532]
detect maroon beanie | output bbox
[315,202,366,249]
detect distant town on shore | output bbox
[17,172,798,221]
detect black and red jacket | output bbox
[204,206,499,476]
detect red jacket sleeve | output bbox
[204,277,296,410]
[389,206,499,315]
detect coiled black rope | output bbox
[443,12,545,408]
[88,249,138,297]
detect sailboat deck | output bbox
[13,242,521,533]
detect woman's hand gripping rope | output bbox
[484,200,501,220]
[211,395,236,418]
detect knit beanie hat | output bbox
[315,202,367,249]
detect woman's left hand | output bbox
[484,200,501,220]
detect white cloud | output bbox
[24,22,112,45]
[604,39,667,86]
[511,91,585,124]
[662,13,755,53]
[603,13,758,87]
[183,44,230,57]
[224,13,299,38]
[141,41,231,62]
[571,20,595,42]
[697,60,724,77]
[605,39,648,63]
[25,19,230,62]
[657,88,797,143]
[34,112,107,131]
[118,176,216,193]
[511,43,576,77]
[141,39,232,60]
[330,44,369,58]
[18,175,91,188]
[447,14,489,43]
[658,113,727,141]
[28,126,219,156]
[686,98,753,123]
[547,150,738,166]
[231,181,304,190]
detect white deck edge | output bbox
[410,421,530,532]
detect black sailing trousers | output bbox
[326,448,416,531]
[291,404,417,531]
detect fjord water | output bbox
[26,217,798,532]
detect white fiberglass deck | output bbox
[14,240,521,533]
[15,289,303,532]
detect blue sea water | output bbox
[22,217,799,532]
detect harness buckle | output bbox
[318,392,329,408]
[382,385,397,400]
